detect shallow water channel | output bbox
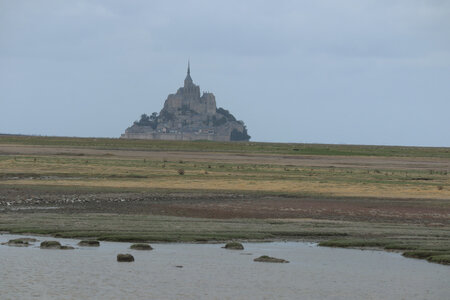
[1,234,449,300]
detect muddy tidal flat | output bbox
[1,234,449,300]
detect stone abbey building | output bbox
[121,63,250,141]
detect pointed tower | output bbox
[184,60,193,87]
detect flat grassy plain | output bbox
[1,134,449,157]
[0,135,449,264]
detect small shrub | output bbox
[402,250,442,259]
[4,238,35,246]
[223,242,244,250]
[117,253,134,262]
[384,244,418,250]
[254,255,289,263]
[40,241,62,249]
[60,245,74,250]
[437,185,443,191]
[178,169,185,175]
[78,240,100,246]
[427,254,450,265]
[130,243,153,250]
[319,239,386,248]
[7,239,29,245]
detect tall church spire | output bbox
[184,60,193,87]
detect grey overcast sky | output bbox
[1,0,449,146]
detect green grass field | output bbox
[1,152,448,199]
[1,134,449,158]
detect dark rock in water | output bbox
[40,241,62,249]
[175,265,183,268]
[78,240,100,247]
[223,242,244,250]
[254,255,289,263]
[3,238,35,246]
[60,245,75,250]
[130,243,153,250]
[117,253,134,262]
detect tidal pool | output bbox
[1,234,449,299]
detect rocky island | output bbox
[121,63,250,141]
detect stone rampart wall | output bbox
[121,132,230,142]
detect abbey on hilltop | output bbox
[121,63,250,141]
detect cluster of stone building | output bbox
[121,63,249,142]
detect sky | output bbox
[1,0,449,146]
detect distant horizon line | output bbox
[1,132,448,148]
